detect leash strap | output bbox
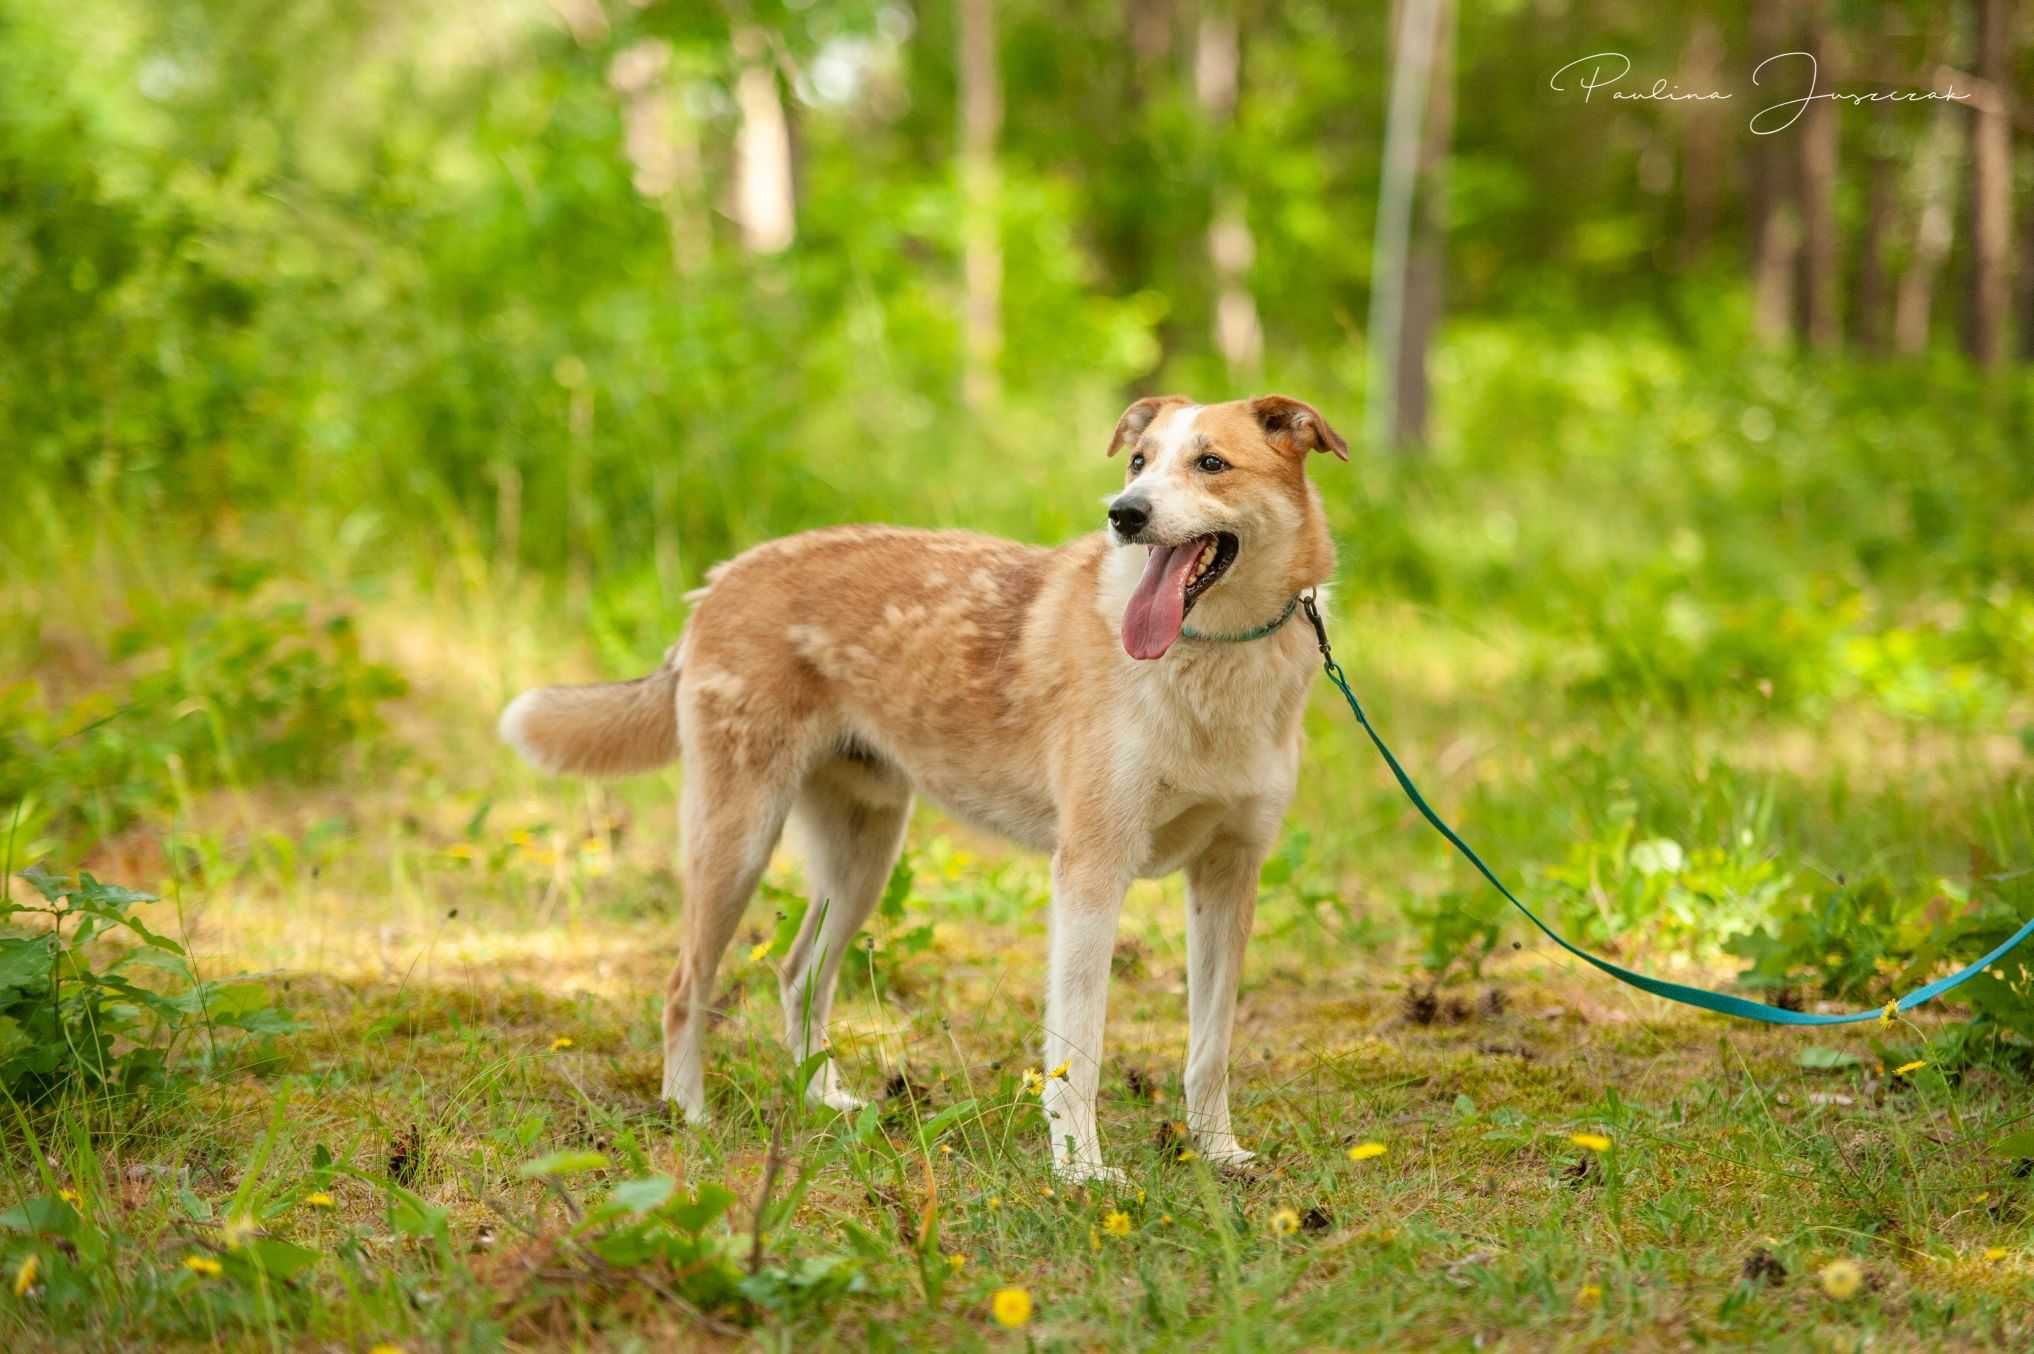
[1298,594,2034,1026]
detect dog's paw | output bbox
[1053,1160,1130,1190]
[662,1097,711,1128]
[1198,1143,1260,1174]
[809,1084,867,1115]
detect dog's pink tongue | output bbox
[1121,540,1202,661]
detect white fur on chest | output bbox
[1112,633,1312,856]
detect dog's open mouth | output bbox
[1121,532,1239,661]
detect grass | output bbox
[4,573,2032,1350]
[3,330,2032,1347]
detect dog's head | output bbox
[1103,394,1345,661]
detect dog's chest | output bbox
[1123,647,1307,842]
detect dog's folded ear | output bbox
[1106,394,1193,457]
[1250,395,1349,461]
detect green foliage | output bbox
[0,581,404,859]
[0,865,297,1103]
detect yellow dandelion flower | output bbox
[1102,1210,1132,1237]
[509,829,533,847]
[1022,1067,1045,1096]
[1819,1259,1862,1299]
[1269,1207,1300,1236]
[1347,1141,1387,1162]
[11,1254,39,1297]
[1892,1060,1926,1077]
[749,940,774,962]
[1878,1001,1897,1026]
[56,1188,80,1207]
[368,1345,407,1354]
[1136,1188,1146,1205]
[940,1143,953,1155]
[549,1035,574,1051]
[1576,1282,1602,1308]
[1160,1213,1173,1225]
[1048,1060,1070,1080]
[302,1191,336,1210]
[1982,1247,2009,1263]
[1974,1191,1990,1204]
[947,1252,967,1272]
[182,1254,224,1278]
[1177,1148,1198,1162]
[991,1285,1032,1328]
[1569,1132,1612,1153]
[444,843,476,861]
[987,1194,1001,1211]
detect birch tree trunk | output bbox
[1366,0,1448,453]
[1678,17,1725,264]
[1197,2,1261,378]
[958,0,1002,410]
[1749,0,1801,344]
[1966,0,2013,368]
[1895,106,1962,354]
[731,26,794,254]
[1795,0,1841,349]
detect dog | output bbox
[499,393,1346,1183]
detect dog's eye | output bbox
[1128,454,1145,474]
[1196,454,1229,474]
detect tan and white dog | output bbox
[500,394,1346,1183]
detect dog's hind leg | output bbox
[779,756,911,1113]
[1183,834,1265,1169]
[661,744,797,1123]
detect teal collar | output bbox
[1180,594,1301,643]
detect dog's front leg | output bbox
[1184,835,1264,1169]
[1040,837,1134,1186]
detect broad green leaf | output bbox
[518,1150,609,1178]
[1991,1130,2034,1159]
[0,1195,80,1236]
[18,864,67,903]
[1796,1047,1862,1070]
[0,934,55,991]
[243,1237,320,1280]
[74,872,156,909]
[605,1174,675,1214]
[666,1182,738,1233]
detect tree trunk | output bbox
[1749,0,1800,344]
[1197,3,1261,378]
[1856,107,1896,354]
[1678,17,1725,264]
[1794,0,1840,349]
[609,41,709,277]
[2021,200,2034,361]
[1966,0,2012,368]
[1895,105,1962,354]
[1367,0,1449,453]
[731,26,794,254]
[958,0,1002,410]
[1396,0,1452,446]
[1129,0,1174,88]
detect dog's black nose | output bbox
[1108,498,1150,538]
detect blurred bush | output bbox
[0,580,404,861]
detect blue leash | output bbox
[1296,594,2034,1026]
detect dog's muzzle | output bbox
[1107,495,1151,542]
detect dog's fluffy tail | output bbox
[499,662,680,778]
